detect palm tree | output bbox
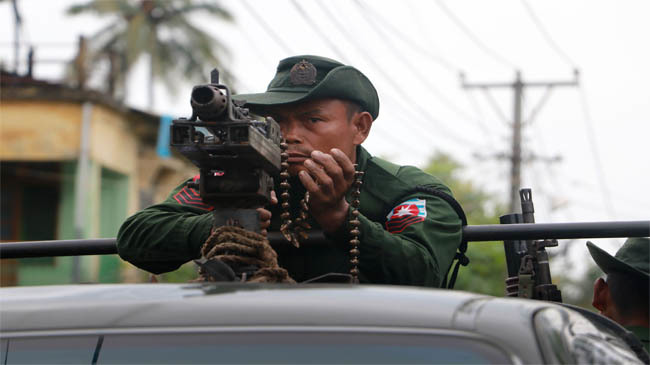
[67,0,233,110]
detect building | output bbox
[1,70,196,286]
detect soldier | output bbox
[117,55,463,285]
[587,237,649,352]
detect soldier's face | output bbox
[261,99,368,176]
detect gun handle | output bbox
[212,209,262,233]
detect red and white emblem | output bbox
[385,198,426,233]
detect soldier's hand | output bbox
[299,148,355,233]
[257,190,277,236]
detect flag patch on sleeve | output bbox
[172,175,214,211]
[385,198,426,233]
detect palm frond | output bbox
[67,0,134,16]
[66,0,234,105]
[163,2,233,22]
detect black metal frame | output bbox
[1,220,647,259]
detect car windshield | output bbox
[2,331,511,364]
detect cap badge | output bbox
[289,60,317,86]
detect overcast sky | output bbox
[1,0,648,263]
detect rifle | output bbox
[502,188,562,301]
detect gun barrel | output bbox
[1,220,648,259]
[190,85,228,120]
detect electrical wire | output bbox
[464,89,499,148]
[577,86,616,219]
[352,0,478,124]
[311,0,474,147]
[290,0,454,146]
[239,0,293,55]
[355,0,456,74]
[523,86,554,125]
[481,88,511,125]
[434,0,518,70]
[232,21,276,67]
[520,0,577,69]
[289,0,350,63]
[236,2,430,157]
[282,1,440,152]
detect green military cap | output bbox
[587,237,650,280]
[233,55,380,120]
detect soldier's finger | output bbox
[330,148,355,182]
[311,150,346,190]
[303,158,334,195]
[298,169,320,194]
[257,207,272,222]
[311,150,344,176]
[270,190,278,205]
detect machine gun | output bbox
[170,68,282,232]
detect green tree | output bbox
[422,152,508,296]
[67,0,232,108]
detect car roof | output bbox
[0,283,545,331]
[4,283,644,364]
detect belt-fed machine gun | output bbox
[170,69,282,231]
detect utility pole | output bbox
[462,70,579,213]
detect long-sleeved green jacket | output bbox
[117,146,462,286]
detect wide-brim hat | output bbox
[587,237,650,280]
[233,55,380,120]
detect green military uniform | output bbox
[587,237,650,353]
[117,55,462,286]
[117,145,462,286]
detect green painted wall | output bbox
[18,161,77,285]
[98,167,129,283]
[17,161,114,285]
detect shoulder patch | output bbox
[173,176,214,211]
[385,198,426,233]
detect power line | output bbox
[312,0,474,147]
[233,24,276,67]
[240,2,430,157]
[464,89,499,148]
[520,0,577,68]
[435,0,518,70]
[352,0,478,124]
[577,85,616,219]
[523,86,554,125]
[289,0,349,62]
[239,0,293,55]
[481,88,511,125]
[355,0,456,74]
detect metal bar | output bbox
[463,220,649,241]
[1,221,648,259]
[0,239,118,259]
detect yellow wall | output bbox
[1,98,195,215]
[0,101,81,160]
[89,104,137,175]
